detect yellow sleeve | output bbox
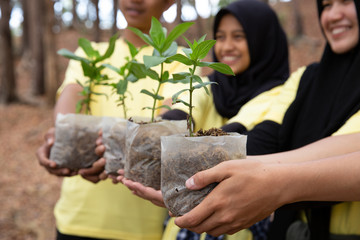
[261,66,306,124]
[227,85,283,131]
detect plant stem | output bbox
[188,65,197,137]
[122,98,127,119]
[151,62,164,122]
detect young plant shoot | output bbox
[169,36,235,136]
[57,34,117,115]
[128,17,194,122]
[102,40,143,119]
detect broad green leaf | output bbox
[57,49,90,63]
[126,73,139,83]
[143,55,167,69]
[140,89,164,100]
[78,38,100,59]
[182,48,192,58]
[129,62,148,79]
[167,54,193,66]
[103,63,120,74]
[193,81,216,95]
[173,72,191,80]
[98,33,118,62]
[197,61,211,67]
[161,71,169,82]
[209,62,235,75]
[163,22,194,51]
[172,98,190,107]
[183,36,193,49]
[149,17,166,49]
[126,40,139,59]
[192,40,216,60]
[192,75,203,84]
[162,41,178,58]
[116,79,128,95]
[81,62,95,78]
[172,88,189,102]
[128,27,154,47]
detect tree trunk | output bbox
[176,0,182,24]
[112,0,118,35]
[92,0,100,42]
[72,0,79,29]
[28,0,45,95]
[0,0,17,104]
[292,0,304,39]
[44,0,59,106]
[20,0,30,56]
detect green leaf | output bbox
[173,98,190,107]
[197,34,207,44]
[143,55,167,68]
[140,89,164,100]
[163,22,194,51]
[183,36,193,49]
[126,73,139,83]
[167,54,193,66]
[192,75,203,84]
[172,88,189,102]
[81,61,95,78]
[192,39,216,60]
[78,38,100,59]
[154,105,171,111]
[162,41,178,58]
[149,17,166,49]
[182,48,192,58]
[193,81,216,95]
[126,40,139,59]
[100,33,118,61]
[103,63,120,74]
[161,71,169,82]
[209,62,235,75]
[128,27,154,47]
[57,49,90,63]
[173,72,191,80]
[116,79,128,95]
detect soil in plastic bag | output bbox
[49,113,102,170]
[125,119,187,190]
[102,117,127,175]
[161,131,247,216]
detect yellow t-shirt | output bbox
[54,38,189,240]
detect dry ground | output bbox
[0,1,325,239]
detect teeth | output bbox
[332,27,348,35]
[222,56,237,61]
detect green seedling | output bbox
[102,40,144,119]
[128,17,194,122]
[169,35,235,136]
[57,34,118,115]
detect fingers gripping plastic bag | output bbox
[50,113,103,170]
[101,117,127,175]
[161,133,247,216]
[124,119,187,190]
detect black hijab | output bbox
[279,0,360,151]
[210,0,289,119]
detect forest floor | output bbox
[0,1,325,239]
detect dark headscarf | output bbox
[271,1,360,239]
[210,0,289,119]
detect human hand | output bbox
[95,129,105,157]
[36,127,77,176]
[78,157,108,183]
[122,177,166,208]
[174,159,285,236]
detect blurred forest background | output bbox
[0,0,325,239]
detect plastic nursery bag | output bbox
[50,113,103,170]
[101,117,127,175]
[161,133,247,216]
[124,119,187,190]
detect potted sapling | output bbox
[100,40,144,175]
[161,36,247,216]
[123,17,193,190]
[49,34,117,171]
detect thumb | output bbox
[185,163,226,190]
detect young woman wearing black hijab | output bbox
[162,0,289,135]
[174,0,360,239]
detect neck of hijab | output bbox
[210,0,289,119]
